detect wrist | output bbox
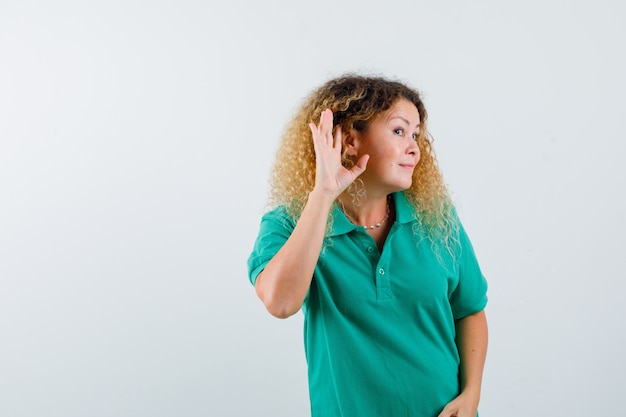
[459,386,481,406]
[308,188,338,207]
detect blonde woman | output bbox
[248,75,488,417]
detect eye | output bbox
[394,128,404,136]
[411,133,418,141]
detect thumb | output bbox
[351,154,369,177]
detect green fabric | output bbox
[248,192,488,417]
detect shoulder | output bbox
[259,205,297,233]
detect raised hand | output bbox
[309,109,369,199]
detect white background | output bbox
[1,0,625,416]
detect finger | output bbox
[350,154,369,177]
[310,111,327,137]
[437,404,452,417]
[309,122,320,145]
[320,109,334,144]
[333,125,342,150]
[437,404,458,417]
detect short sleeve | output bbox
[449,220,488,320]
[247,207,296,286]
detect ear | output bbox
[342,128,361,157]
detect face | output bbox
[345,98,421,194]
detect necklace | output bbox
[340,196,391,230]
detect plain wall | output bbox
[1,0,625,416]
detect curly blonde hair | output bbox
[268,74,458,252]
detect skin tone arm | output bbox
[254,109,369,318]
[438,310,489,417]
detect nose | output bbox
[407,138,420,158]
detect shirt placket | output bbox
[356,227,394,301]
[375,258,392,301]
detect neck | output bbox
[340,194,391,229]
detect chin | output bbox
[391,182,412,193]
[399,179,413,190]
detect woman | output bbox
[247,74,488,417]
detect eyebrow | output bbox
[390,116,420,129]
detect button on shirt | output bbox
[248,192,488,417]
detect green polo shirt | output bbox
[248,192,488,417]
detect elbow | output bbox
[265,303,299,319]
[262,295,301,319]
[255,283,301,319]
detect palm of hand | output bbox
[309,109,368,198]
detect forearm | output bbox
[456,310,488,402]
[255,189,335,318]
